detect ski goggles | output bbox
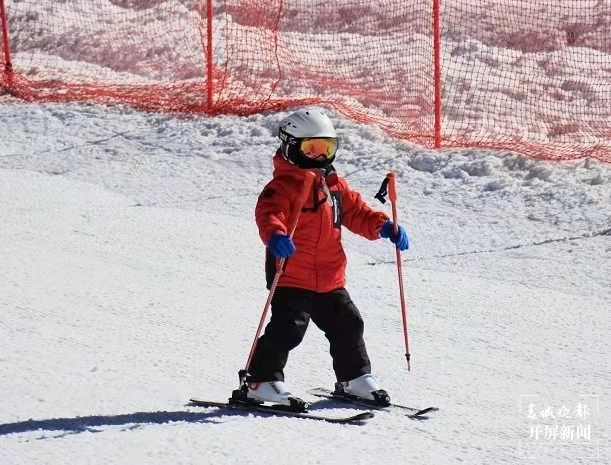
[298,137,339,160]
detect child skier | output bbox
[247,108,409,406]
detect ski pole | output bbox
[387,172,411,371]
[243,171,316,379]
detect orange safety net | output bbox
[1,0,610,162]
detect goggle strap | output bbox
[279,129,298,145]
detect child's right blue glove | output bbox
[380,220,409,251]
[268,232,296,258]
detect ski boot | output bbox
[335,374,391,406]
[231,374,309,412]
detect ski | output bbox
[188,398,374,424]
[307,388,439,418]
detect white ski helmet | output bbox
[278,108,338,169]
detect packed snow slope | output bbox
[0,99,610,464]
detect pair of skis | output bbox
[189,388,438,424]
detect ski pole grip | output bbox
[287,171,315,237]
[387,172,397,202]
[387,172,399,234]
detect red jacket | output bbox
[255,153,389,292]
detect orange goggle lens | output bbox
[299,138,338,159]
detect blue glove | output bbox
[380,220,409,251]
[268,232,296,258]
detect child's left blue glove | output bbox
[380,220,409,251]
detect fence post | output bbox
[206,0,213,112]
[433,0,442,148]
[0,0,14,89]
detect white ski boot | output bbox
[336,374,391,406]
[247,381,292,405]
[245,381,309,411]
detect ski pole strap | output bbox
[374,176,390,204]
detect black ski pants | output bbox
[248,286,371,383]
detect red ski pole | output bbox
[387,172,411,371]
[243,171,316,376]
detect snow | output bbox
[0,98,610,464]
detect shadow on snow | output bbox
[0,399,366,438]
[0,408,250,438]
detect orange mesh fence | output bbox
[439,1,611,162]
[1,0,610,162]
